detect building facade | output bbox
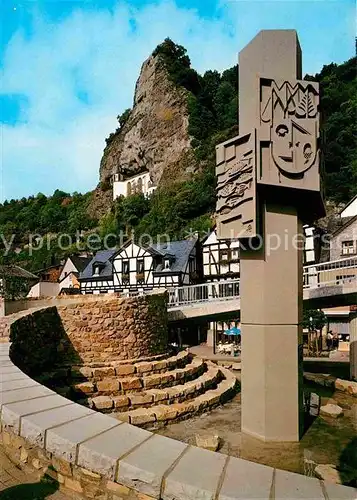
[202,230,240,282]
[58,256,92,294]
[330,216,357,262]
[80,239,199,295]
[112,171,156,200]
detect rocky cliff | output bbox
[88,53,196,218]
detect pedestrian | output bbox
[326,330,333,351]
[332,331,339,350]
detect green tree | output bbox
[117,108,131,128]
[0,272,31,300]
[213,81,238,130]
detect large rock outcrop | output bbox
[88,53,195,218]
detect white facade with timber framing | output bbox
[202,226,319,281]
[202,229,240,282]
[79,239,199,295]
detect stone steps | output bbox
[88,363,222,413]
[69,349,191,381]
[114,367,239,428]
[35,350,240,430]
[35,350,193,394]
[72,357,206,398]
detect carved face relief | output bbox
[271,118,317,175]
[260,79,319,177]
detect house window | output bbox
[137,177,143,193]
[336,274,355,282]
[122,260,129,277]
[231,248,239,261]
[93,266,100,276]
[219,249,230,263]
[342,240,355,255]
[137,259,144,276]
[189,258,195,274]
[164,259,170,270]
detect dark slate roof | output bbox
[332,215,357,237]
[79,239,197,280]
[70,256,92,272]
[339,194,357,216]
[0,265,38,280]
[151,239,197,274]
[59,288,82,295]
[80,249,118,279]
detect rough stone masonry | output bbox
[9,294,168,373]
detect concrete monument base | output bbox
[240,203,304,442]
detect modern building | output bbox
[112,171,156,200]
[80,238,199,295]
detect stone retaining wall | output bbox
[304,372,357,397]
[56,295,168,363]
[1,343,355,500]
[8,294,168,373]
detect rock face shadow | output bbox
[9,306,81,377]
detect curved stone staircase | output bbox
[37,350,239,428]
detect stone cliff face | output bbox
[88,54,195,218]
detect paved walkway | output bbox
[189,343,350,363]
[0,447,69,499]
[189,344,241,363]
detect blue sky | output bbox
[0,0,355,202]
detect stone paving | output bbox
[1,342,356,499]
[0,446,70,499]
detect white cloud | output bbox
[0,0,354,201]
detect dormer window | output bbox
[123,260,129,277]
[92,261,105,277]
[164,259,170,270]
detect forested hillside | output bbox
[0,40,356,270]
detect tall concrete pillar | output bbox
[350,311,357,381]
[216,30,324,442]
[239,31,304,442]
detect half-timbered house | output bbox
[80,239,199,295]
[202,229,240,282]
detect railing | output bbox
[166,257,357,308]
[167,280,240,308]
[303,256,357,289]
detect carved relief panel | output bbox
[258,78,320,192]
[216,131,257,239]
